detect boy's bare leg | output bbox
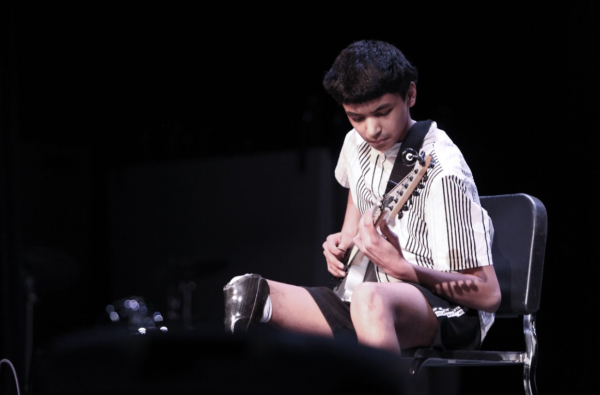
[267,280,333,338]
[350,282,438,354]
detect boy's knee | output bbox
[351,282,387,316]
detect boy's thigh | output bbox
[267,280,334,338]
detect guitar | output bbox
[331,152,434,302]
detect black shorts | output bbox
[303,283,481,352]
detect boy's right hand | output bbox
[322,232,354,278]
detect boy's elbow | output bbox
[484,287,502,313]
[483,265,502,313]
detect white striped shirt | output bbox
[334,121,495,337]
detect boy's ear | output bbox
[407,82,417,107]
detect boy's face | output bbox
[342,84,416,152]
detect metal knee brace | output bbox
[223,273,270,334]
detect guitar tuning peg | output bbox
[409,176,414,181]
[422,174,429,182]
[412,191,420,196]
[413,169,418,174]
[399,190,404,196]
[418,183,425,189]
[429,163,435,169]
[397,212,404,219]
[403,183,409,188]
[402,205,410,211]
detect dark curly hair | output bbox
[322,40,418,105]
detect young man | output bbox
[224,40,501,354]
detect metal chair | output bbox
[409,193,547,395]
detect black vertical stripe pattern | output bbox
[442,175,478,271]
[355,142,388,215]
[403,151,443,269]
[344,134,492,283]
[480,203,493,265]
[356,142,374,214]
[352,144,488,275]
[375,155,386,202]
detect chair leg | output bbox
[523,314,539,395]
[409,357,425,375]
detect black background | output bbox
[1,2,598,394]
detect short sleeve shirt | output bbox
[335,121,495,336]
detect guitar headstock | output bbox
[373,152,434,226]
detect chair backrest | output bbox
[480,194,547,317]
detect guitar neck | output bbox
[373,154,432,227]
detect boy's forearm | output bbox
[410,264,501,313]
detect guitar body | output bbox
[331,153,433,303]
[333,246,370,302]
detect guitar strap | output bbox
[385,119,433,194]
[363,119,433,283]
